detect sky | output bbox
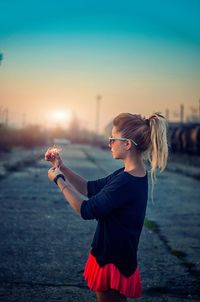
[0,0,200,132]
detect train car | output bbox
[169,123,200,155]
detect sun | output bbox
[51,110,72,127]
[53,111,68,121]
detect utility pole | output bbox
[165,108,169,121]
[22,113,26,128]
[4,108,8,126]
[180,104,184,123]
[0,106,9,126]
[199,98,200,122]
[0,106,3,124]
[96,94,102,136]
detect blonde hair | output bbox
[113,112,168,202]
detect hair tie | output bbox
[145,118,150,126]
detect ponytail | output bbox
[148,113,168,202]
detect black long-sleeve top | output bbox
[80,167,148,277]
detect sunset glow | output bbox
[52,111,68,121]
[0,1,199,131]
[50,110,72,127]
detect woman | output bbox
[45,112,168,302]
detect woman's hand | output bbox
[45,147,64,168]
[48,167,63,182]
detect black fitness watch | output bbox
[54,174,65,185]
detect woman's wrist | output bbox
[61,184,68,193]
[56,176,83,214]
[57,178,68,192]
[54,174,65,185]
[59,163,66,171]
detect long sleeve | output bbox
[87,167,124,197]
[81,174,130,220]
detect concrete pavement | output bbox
[0,144,199,301]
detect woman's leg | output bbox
[96,289,127,302]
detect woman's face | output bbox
[109,127,127,160]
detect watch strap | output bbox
[54,174,65,185]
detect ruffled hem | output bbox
[83,252,142,299]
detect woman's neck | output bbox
[123,153,146,175]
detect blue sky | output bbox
[0,0,199,130]
[1,0,199,45]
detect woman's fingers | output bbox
[48,167,57,181]
[48,167,61,175]
[45,150,57,161]
[45,148,61,167]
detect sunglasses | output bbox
[109,137,138,146]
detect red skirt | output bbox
[83,252,142,298]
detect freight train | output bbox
[169,123,200,155]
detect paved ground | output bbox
[0,144,199,302]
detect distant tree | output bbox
[0,53,3,65]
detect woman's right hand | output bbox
[45,147,64,168]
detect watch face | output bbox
[54,174,65,185]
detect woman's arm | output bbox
[60,164,88,197]
[58,177,83,214]
[45,149,88,196]
[48,168,84,214]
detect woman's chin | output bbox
[112,154,120,160]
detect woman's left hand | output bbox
[48,167,63,182]
[45,148,64,168]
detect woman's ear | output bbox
[126,139,132,150]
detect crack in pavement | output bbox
[144,218,200,296]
